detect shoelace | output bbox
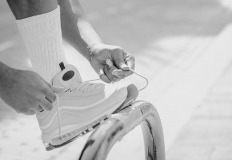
[56,59,148,136]
[55,93,61,135]
[85,59,149,91]
[65,82,103,94]
[128,67,149,92]
[105,59,149,92]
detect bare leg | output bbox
[6,0,57,19]
[6,0,68,82]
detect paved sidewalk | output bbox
[167,61,232,159]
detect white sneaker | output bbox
[36,63,135,151]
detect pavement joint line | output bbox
[139,24,232,150]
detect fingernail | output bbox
[121,63,129,70]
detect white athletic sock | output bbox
[16,6,67,82]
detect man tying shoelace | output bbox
[0,0,145,150]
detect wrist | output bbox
[87,42,105,62]
[0,62,12,76]
[0,62,16,86]
[70,35,103,62]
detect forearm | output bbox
[58,0,102,62]
[0,61,16,89]
[0,61,12,80]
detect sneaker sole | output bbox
[44,97,127,151]
[45,115,109,151]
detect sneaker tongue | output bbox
[69,77,82,89]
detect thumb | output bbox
[99,68,111,83]
[113,51,129,70]
[42,77,65,94]
[51,86,66,94]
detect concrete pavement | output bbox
[167,58,232,160]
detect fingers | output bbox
[39,80,58,111]
[23,110,35,115]
[100,58,135,83]
[31,105,44,113]
[35,89,57,112]
[111,49,135,70]
[41,81,57,103]
[43,89,56,104]
[99,63,124,83]
[39,97,53,111]
[91,46,136,83]
[112,69,133,77]
[99,74,111,83]
[124,55,135,70]
[103,65,121,83]
[99,68,111,83]
[38,105,44,112]
[110,50,135,79]
[21,109,36,115]
[51,86,65,94]
[107,58,133,78]
[112,49,129,71]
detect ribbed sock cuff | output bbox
[16,6,67,82]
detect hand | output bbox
[0,68,62,115]
[89,43,135,83]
